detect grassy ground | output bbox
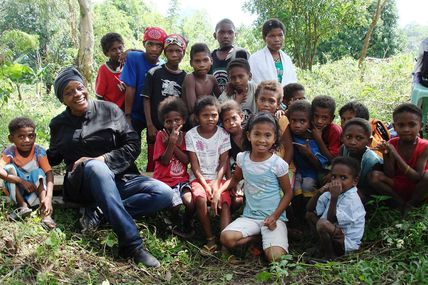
[0,198,427,284]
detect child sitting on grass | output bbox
[219,112,293,263]
[339,101,390,157]
[185,96,231,255]
[306,156,365,259]
[281,83,306,112]
[311,95,342,162]
[0,117,55,229]
[182,43,221,115]
[340,118,383,201]
[371,103,428,215]
[220,100,245,209]
[153,97,194,238]
[95,32,126,110]
[219,58,257,122]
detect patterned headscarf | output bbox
[143,27,167,43]
[164,34,187,52]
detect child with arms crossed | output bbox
[219,112,293,263]
[185,96,232,255]
[371,103,428,215]
[153,97,195,237]
[0,117,55,228]
[306,157,365,259]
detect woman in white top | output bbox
[249,19,297,86]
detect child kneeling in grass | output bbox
[0,117,55,229]
[219,112,293,263]
[306,157,365,259]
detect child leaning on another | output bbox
[339,101,390,158]
[311,95,342,162]
[220,100,245,210]
[340,118,383,202]
[182,43,221,115]
[185,96,232,255]
[219,58,257,123]
[95,32,126,110]
[281,83,305,113]
[219,112,293,263]
[371,103,428,215]
[0,117,56,229]
[153,97,195,238]
[306,157,365,259]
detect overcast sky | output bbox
[148,0,428,28]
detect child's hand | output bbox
[372,140,392,155]
[329,180,342,198]
[311,127,322,141]
[204,184,213,201]
[275,109,286,119]
[319,183,330,193]
[40,195,53,216]
[294,141,312,157]
[235,89,247,104]
[264,215,278,231]
[211,191,222,216]
[19,179,37,193]
[168,125,183,145]
[159,129,170,144]
[147,124,158,141]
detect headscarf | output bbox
[164,34,187,51]
[54,67,84,102]
[143,27,167,43]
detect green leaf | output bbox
[255,271,272,282]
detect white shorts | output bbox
[222,216,289,252]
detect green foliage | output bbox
[317,0,404,63]
[0,30,39,62]
[400,23,428,54]
[245,0,368,69]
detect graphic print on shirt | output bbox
[213,70,228,92]
[170,158,186,177]
[161,79,181,97]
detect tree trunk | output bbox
[77,0,94,83]
[358,0,388,68]
[68,0,79,48]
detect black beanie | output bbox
[54,67,84,102]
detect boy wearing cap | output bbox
[142,34,187,163]
[121,27,167,172]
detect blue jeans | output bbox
[81,160,173,253]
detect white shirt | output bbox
[185,126,231,181]
[315,186,366,253]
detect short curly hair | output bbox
[158,97,188,124]
[100,32,124,55]
[8,117,36,135]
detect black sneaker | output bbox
[123,247,160,268]
[79,207,102,234]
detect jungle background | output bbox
[0,0,428,284]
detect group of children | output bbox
[1,17,428,264]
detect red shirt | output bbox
[95,63,125,110]
[322,123,342,158]
[153,131,189,186]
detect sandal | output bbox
[41,216,57,230]
[200,244,218,256]
[7,207,32,221]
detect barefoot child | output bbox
[185,96,232,254]
[182,43,221,115]
[219,58,257,123]
[371,103,428,213]
[311,95,342,162]
[220,100,245,209]
[219,112,293,263]
[153,97,194,237]
[306,157,365,259]
[341,118,383,201]
[0,117,55,228]
[143,34,187,171]
[95,32,126,110]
